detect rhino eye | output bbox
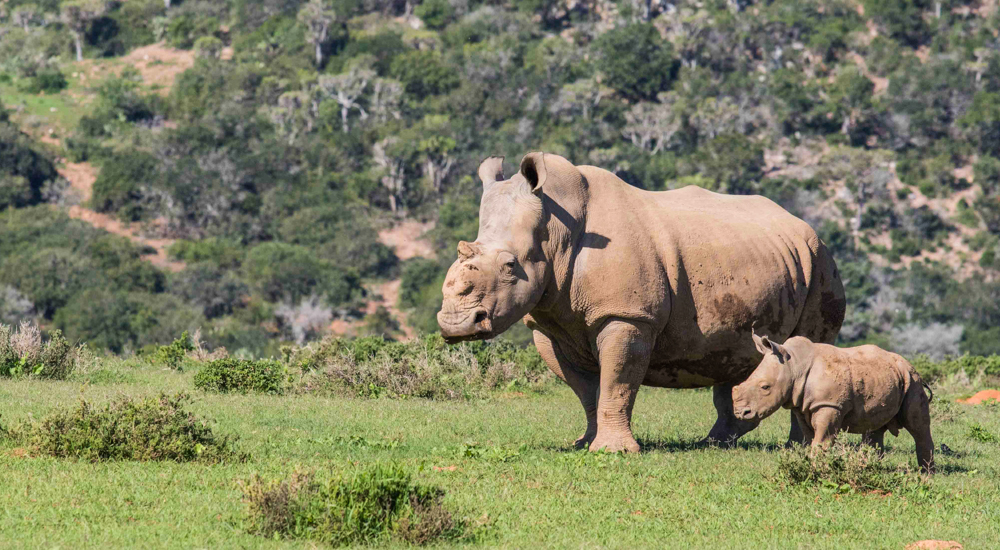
[760,383,771,390]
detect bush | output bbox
[240,463,467,546]
[594,23,678,101]
[8,392,243,462]
[774,442,928,494]
[153,330,194,370]
[91,151,158,220]
[0,322,75,379]
[909,353,1000,383]
[18,67,68,94]
[194,357,285,394]
[289,334,551,399]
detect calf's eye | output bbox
[760,384,771,390]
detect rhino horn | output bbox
[457,240,482,261]
[520,152,547,195]
[478,157,505,188]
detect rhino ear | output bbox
[520,152,547,195]
[752,330,770,355]
[768,340,791,363]
[457,241,482,261]
[478,157,504,189]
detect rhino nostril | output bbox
[474,311,488,325]
[741,408,752,418]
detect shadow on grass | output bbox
[535,438,785,454]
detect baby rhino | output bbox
[733,332,935,472]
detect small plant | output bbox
[967,423,999,443]
[774,442,928,494]
[194,357,285,394]
[239,463,469,546]
[0,322,75,379]
[153,331,195,370]
[8,392,243,463]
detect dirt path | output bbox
[331,220,436,340]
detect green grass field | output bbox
[2,363,999,549]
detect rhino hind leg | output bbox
[861,428,887,456]
[703,383,761,447]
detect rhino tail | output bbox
[922,381,934,404]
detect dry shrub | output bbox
[775,441,928,495]
[8,392,244,463]
[290,334,551,400]
[0,321,75,379]
[240,463,468,546]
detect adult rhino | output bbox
[437,153,845,452]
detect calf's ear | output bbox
[520,152,547,195]
[751,330,770,355]
[768,340,791,363]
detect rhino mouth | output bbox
[438,309,493,344]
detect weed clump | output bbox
[8,392,243,463]
[194,357,285,394]
[0,321,75,379]
[240,463,469,546]
[289,334,551,399]
[153,331,195,370]
[774,442,928,494]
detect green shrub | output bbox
[8,392,243,462]
[18,67,68,93]
[290,334,551,400]
[967,423,998,444]
[0,322,75,379]
[909,354,1000,383]
[240,463,467,546]
[153,330,194,370]
[194,357,285,394]
[594,22,678,101]
[774,442,928,494]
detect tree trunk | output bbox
[341,105,349,133]
[73,33,83,62]
[165,0,172,8]
[388,193,397,213]
[315,42,323,67]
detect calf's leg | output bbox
[809,407,843,449]
[533,330,600,449]
[588,319,654,453]
[861,429,887,456]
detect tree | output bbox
[61,0,107,62]
[317,64,374,133]
[297,0,336,67]
[12,4,42,32]
[373,137,407,213]
[622,93,681,154]
[595,22,679,101]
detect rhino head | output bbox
[437,153,557,343]
[732,331,795,421]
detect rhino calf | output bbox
[733,332,935,472]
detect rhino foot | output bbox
[573,431,597,450]
[589,432,640,453]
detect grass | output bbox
[1,360,999,548]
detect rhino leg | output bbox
[809,406,843,449]
[787,412,808,447]
[589,319,653,453]
[532,330,600,449]
[703,383,761,447]
[901,384,935,473]
[861,429,886,455]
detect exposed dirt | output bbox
[331,220,437,340]
[110,43,195,94]
[905,541,963,550]
[958,389,1000,405]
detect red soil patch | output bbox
[905,541,963,550]
[118,43,196,95]
[958,390,1000,405]
[378,220,435,260]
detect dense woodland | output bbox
[3,0,1000,358]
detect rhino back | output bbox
[569,172,837,386]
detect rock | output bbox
[958,389,1000,405]
[905,541,963,550]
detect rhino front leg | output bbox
[704,384,761,447]
[809,407,843,449]
[532,329,600,449]
[589,319,654,453]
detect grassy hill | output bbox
[3,0,1000,357]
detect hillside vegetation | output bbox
[2,0,1000,358]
